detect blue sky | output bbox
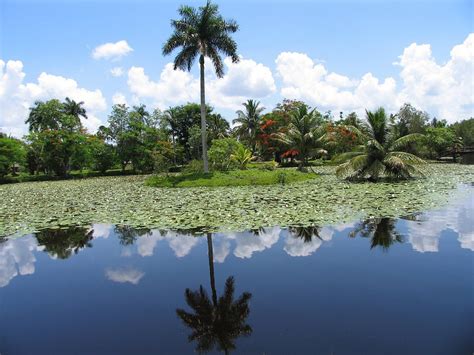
[0,0,472,135]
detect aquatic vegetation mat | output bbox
[1,164,472,236]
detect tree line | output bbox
[0,97,472,180]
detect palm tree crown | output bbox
[63,97,88,121]
[276,105,325,170]
[336,107,425,181]
[233,99,265,154]
[163,0,239,172]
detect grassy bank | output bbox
[145,169,316,188]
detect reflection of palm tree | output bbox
[176,233,252,354]
[35,226,94,259]
[288,226,321,243]
[350,218,403,251]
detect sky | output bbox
[0,0,473,137]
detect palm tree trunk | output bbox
[207,233,218,307]
[199,55,209,173]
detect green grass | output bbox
[145,169,316,188]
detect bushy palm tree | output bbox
[176,234,252,354]
[233,100,265,154]
[276,105,325,171]
[63,97,88,122]
[163,1,239,173]
[336,108,425,181]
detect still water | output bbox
[1,187,473,354]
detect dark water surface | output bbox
[1,187,473,354]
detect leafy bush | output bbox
[208,138,243,171]
[183,160,204,174]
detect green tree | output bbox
[336,108,426,181]
[424,127,455,159]
[233,100,265,154]
[0,135,26,177]
[451,118,474,146]
[163,0,239,173]
[208,138,243,171]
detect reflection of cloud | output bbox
[407,192,474,253]
[136,231,162,257]
[284,235,323,257]
[213,238,231,263]
[105,267,144,285]
[166,232,200,258]
[458,232,474,251]
[233,227,281,259]
[92,224,112,239]
[0,236,38,287]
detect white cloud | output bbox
[396,33,474,122]
[276,52,399,116]
[0,59,107,136]
[105,267,144,285]
[110,67,124,77]
[127,57,275,110]
[112,92,128,105]
[275,33,474,122]
[92,40,133,61]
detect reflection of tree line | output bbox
[29,217,408,261]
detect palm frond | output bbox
[391,133,425,150]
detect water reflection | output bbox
[0,190,472,289]
[176,234,252,354]
[35,226,94,259]
[349,218,404,251]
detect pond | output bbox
[0,184,472,354]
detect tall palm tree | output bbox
[233,100,265,154]
[276,105,326,171]
[336,107,425,181]
[63,97,88,126]
[176,233,252,354]
[163,1,239,173]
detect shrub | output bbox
[231,145,255,170]
[208,138,243,171]
[183,159,204,174]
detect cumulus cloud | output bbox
[112,92,128,105]
[127,57,275,110]
[276,52,399,116]
[0,59,107,136]
[110,67,124,77]
[275,33,474,122]
[105,267,144,285]
[92,40,133,61]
